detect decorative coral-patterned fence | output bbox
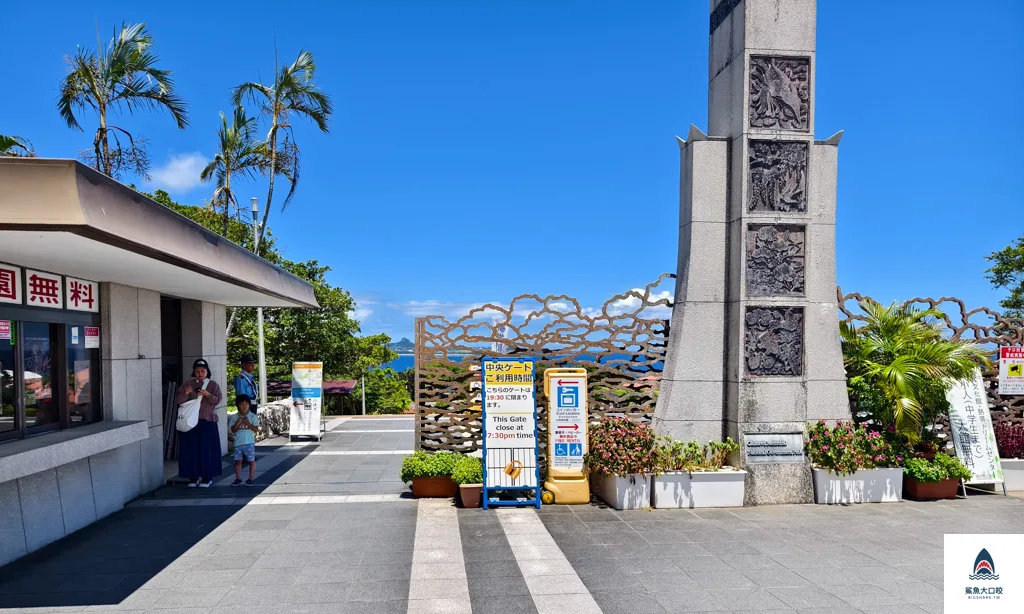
[837,289,1024,428]
[414,275,674,462]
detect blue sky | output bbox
[2,1,1021,341]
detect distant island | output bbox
[389,337,415,353]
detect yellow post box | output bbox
[542,368,590,504]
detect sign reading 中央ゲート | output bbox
[84,326,100,349]
[482,358,538,498]
[947,368,1003,485]
[743,432,805,463]
[0,264,22,305]
[999,346,1024,395]
[65,277,99,313]
[290,362,324,439]
[25,269,63,309]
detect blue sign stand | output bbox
[481,357,541,510]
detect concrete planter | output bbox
[592,473,651,510]
[1002,459,1024,491]
[812,467,903,504]
[652,470,747,508]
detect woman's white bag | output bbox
[175,379,209,433]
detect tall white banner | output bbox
[946,368,1004,485]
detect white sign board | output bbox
[25,269,63,309]
[84,326,100,349]
[549,375,586,471]
[290,362,324,439]
[999,347,1024,395]
[65,277,99,312]
[947,368,1003,485]
[482,359,537,489]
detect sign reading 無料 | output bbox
[999,347,1024,395]
[481,358,539,506]
[25,270,63,309]
[743,432,805,463]
[947,368,1003,485]
[290,362,324,440]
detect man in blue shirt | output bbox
[234,354,259,413]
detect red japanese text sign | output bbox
[65,277,99,312]
[0,263,22,305]
[25,269,63,309]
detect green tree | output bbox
[841,299,990,441]
[139,189,394,388]
[200,108,268,236]
[986,235,1024,317]
[0,134,34,157]
[232,50,332,252]
[58,23,188,179]
[354,368,412,414]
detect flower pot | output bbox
[652,470,746,508]
[1003,458,1024,491]
[592,473,651,510]
[903,476,959,500]
[411,476,458,498]
[459,483,482,508]
[811,467,903,504]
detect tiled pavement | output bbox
[1,417,1022,613]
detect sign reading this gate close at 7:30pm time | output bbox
[483,360,536,447]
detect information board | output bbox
[743,432,804,463]
[999,346,1024,395]
[947,368,1004,485]
[481,357,540,509]
[290,361,324,440]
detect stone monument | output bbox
[653,0,850,505]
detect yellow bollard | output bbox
[542,368,590,504]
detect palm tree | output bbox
[0,135,34,157]
[200,108,267,236]
[841,299,991,441]
[231,49,332,254]
[58,22,188,179]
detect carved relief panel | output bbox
[746,224,805,297]
[749,56,810,131]
[744,307,804,377]
[748,140,807,213]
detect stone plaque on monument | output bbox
[653,0,851,506]
[744,433,805,464]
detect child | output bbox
[228,394,259,486]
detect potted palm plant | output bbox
[400,450,459,498]
[652,437,745,508]
[452,455,483,508]
[807,420,905,504]
[842,299,989,445]
[584,417,657,510]
[903,453,971,500]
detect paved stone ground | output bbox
[1,419,1022,613]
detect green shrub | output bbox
[451,456,483,485]
[655,437,739,472]
[584,417,658,477]
[806,420,903,476]
[904,453,972,483]
[399,451,460,483]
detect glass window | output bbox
[22,322,61,430]
[0,322,15,435]
[67,325,100,426]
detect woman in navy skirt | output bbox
[176,358,224,487]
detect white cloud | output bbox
[351,308,373,320]
[606,288,674,318]
[397,300,502,320]
[148,152,207,192]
